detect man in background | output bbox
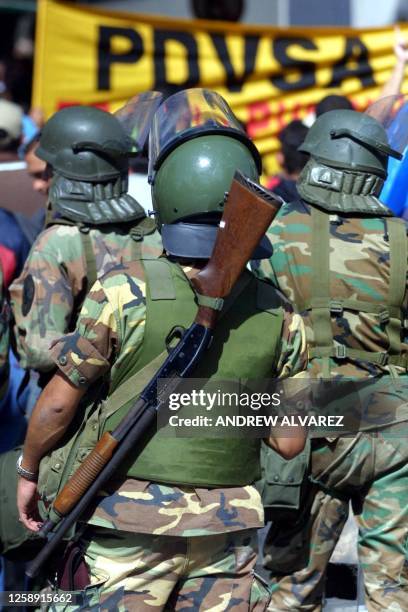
[266,120,309,202]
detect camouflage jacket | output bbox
[255,199,408,380]
[10,222,162,373]
[49,260,308,536]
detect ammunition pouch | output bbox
[257,439,311,514]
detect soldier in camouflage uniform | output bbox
[10,103,161,379]
[2,101,161,565]
[17,89,308,611]
[254,108,408,611]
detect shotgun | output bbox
[26,170,282,578]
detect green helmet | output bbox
[148,89,264,257]
[152,134,259,226]
[299,109,401,178]
[37,106,147,225]
[297,109,402,215]
[36,106,131,182]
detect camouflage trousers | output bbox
[264,431,408,612]
[44,526,270,611]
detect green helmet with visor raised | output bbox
[149,89,269,258]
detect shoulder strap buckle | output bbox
[330,300,343,315]
[130,227,144,242]
[378,309,390,325]
[377,352,388,366]
[335,345,347,359]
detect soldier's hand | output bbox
[17,478,43,532]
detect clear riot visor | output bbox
[365,95,408,159]
[114,91,163,154]
[148,88,256,181]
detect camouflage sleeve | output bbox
[49,279,118,388]
[9,231,76,372]
[50,270,147,388]
[275,301,308,380]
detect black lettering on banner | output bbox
[271,37,317,91]
[329,37,375,88]
[97,26,144,90]
[210,34,260,92]
[154,30,199,93]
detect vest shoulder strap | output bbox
[143,258,176,300]
[130,216,156,240]
[45,213,98,288]
[129,216,158,262]
[308,207,408,371]
[78,227,97,290]
[104,349,168,421]
[384,217,407,359]
[309,207,332,374]
[387,217,407,309]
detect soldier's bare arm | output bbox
[21,371,86,474]
[17,372,85,532]
[267,432,306,458]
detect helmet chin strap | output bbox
[161,222,273,260]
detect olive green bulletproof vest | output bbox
[101,260,284,487]
[37,260,284,511]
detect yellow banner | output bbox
[34,0,408,176]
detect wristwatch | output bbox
[16,454,38,482]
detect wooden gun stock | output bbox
[192,171,282,328]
